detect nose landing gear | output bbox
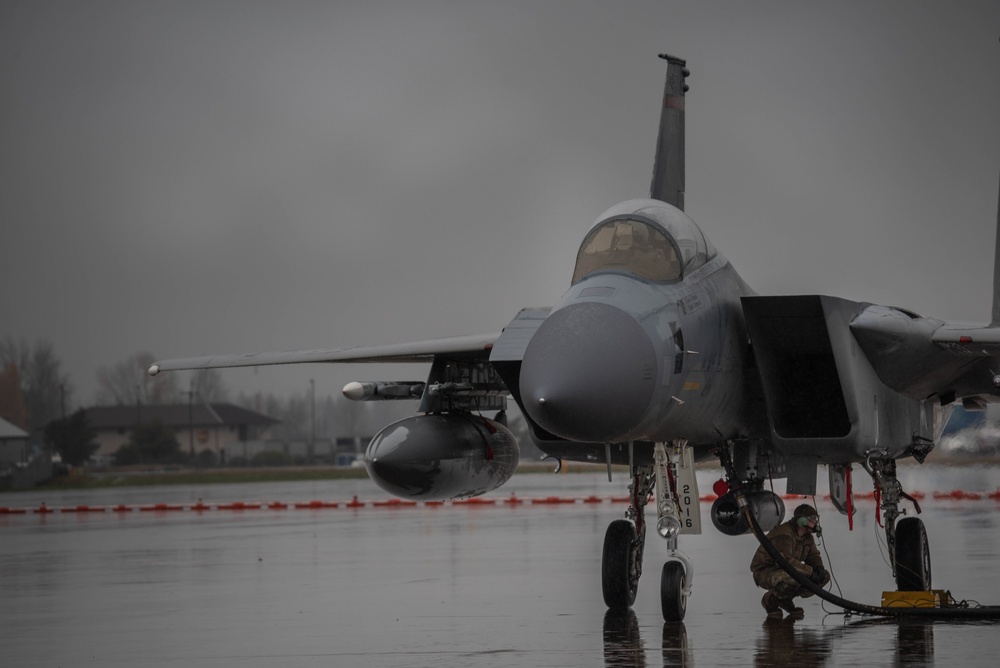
[601,442,698,621]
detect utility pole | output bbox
[309,378,316,465]
[188,378,194,457]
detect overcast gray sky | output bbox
[2,0,999,406]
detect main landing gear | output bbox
[864,452,932,592]
[601,442,697,621]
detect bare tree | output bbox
[0,363,29,430]
[0,337,72,435]
[189,368,229,403]
[334,394,371,451]
[96,352,178,406]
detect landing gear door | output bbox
[675,445,702,535]
[829,463,855,520]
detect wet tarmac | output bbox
[3,467,1000,667]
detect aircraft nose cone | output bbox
[519,302,657,443]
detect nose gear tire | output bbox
[660,560,687,621]
[603,519,640,609]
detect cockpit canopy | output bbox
[572,199,716,284]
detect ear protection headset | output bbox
[794,505,822,536]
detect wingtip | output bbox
[148,364,160,377]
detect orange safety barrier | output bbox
[454,497,496,506]
[530,496,577,505]
[932,490,983,500]
[5,489,1000,519]
[139,504,184,512]
[372,498,418,507]
[217,501,261,510]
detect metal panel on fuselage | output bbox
[640,258,764,446]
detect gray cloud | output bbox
[2,0,998,405]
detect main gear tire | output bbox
[895,517,932,591]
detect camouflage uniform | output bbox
[750,519,829,601]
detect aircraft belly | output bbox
[643,367,758,445]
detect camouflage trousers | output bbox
[753,567,817,601]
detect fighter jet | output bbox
[150,54,1000,621]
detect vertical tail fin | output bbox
[992,170,1000,324]
[649,54,690,210]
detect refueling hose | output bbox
[740,494,1000,619]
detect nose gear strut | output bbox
[601,441,698,622]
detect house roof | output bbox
[0,416,29,440]
[85,403,279,430]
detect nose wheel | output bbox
[602,519,641,609]
[660,560,688,621]
[600,442,698,621]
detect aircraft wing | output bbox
[930,322,1000,351]
[850,305,1000,403]
[148,332,501,376]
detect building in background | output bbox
[86,403,279,465]
[0,416,51,489]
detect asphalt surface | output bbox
[3,468,999,667]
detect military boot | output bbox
[775,597,804,619]
[761,592,782,619]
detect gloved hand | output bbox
[809,566,827,585]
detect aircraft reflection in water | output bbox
[150,54,1000,620]
[755,620,831,668]
[600,612,936,668]
[602,610,693,668]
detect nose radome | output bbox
[519,302,658,443]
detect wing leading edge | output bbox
[147,332,501,376]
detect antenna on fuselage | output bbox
[649,54,689,210]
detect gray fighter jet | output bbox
[150,55,1000,621]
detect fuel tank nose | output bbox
[519,301,658,443]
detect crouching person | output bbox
[750,503,830,619]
